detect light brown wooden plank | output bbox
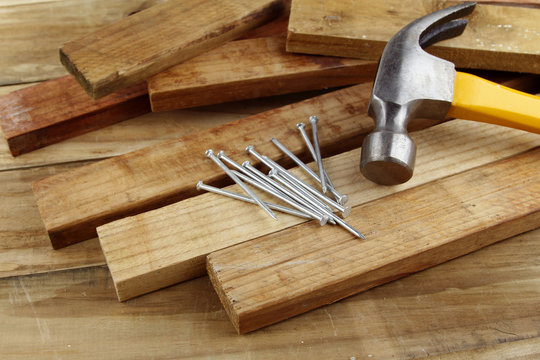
[148,36,376,112]
[286,0,540,74]
[0,0,167,85]
[32,82,421,248]
[97,121,540,301]
[0,162,105,279]
[207,148,540,333]
[60,0,284,99]
[0,76,149,156]
[2,230,539,358]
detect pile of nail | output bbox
[197,116,365,239]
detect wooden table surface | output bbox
[1,1,539,359]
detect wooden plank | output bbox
[0,162,105,279]
[286,0,540,74]
[148,37,376,112]
[97,121,540,301]
[2,230,539,358]
[0,76,149,156]
[60,0,284,99]
[207,148,540,334]
[30,82,405,248]
[0,91,319,172]
[0,0,167,85]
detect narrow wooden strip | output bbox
[31,82,388,248]
[286,0,540,74]
[0,0,167,85]
[207,148,540,333]
[97,121,540,301]
[60,0,284,99]
[148,37,376,112]
[0,162,105,279]
[0,76,149,156]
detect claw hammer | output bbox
[360,2,540,185]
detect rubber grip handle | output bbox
[448,72,540,134]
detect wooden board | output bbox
[207,147,540,333]
[34,82,432,249]
[0,162,105,278]
[0,0,168,85]
[148,36,376,111]
[3,233,540,359]
[286,0,540,74]
[97,121,540,301]
[0,76,149,156]
[60,0,284,99]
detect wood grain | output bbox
[286,0,540,74]
[0,91,321,172]
[33,82,420,248]
[2,230,538,358]
[60,0,284,99]
[0,162,105,279]
[97,121,540,301]
[0,76,149,156]
[0,93,324,281]
[0,0,167,85]
[148,36,376,112]
[207,148,540,333]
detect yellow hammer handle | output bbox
[448,72,540,134]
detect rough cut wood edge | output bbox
[207,148,540,333]
[0,76,149,156]
[60,0,284,99]
[286,0,540,74]
[148,36,376,112]
[97,121,539,301]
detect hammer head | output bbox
[360,2,476,185]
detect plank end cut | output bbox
[207,148,540,334]
[0,75,149,156]
[286,0,540,74]
[59,0,285,99]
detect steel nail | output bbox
[308,116,327,194]
[232,170,329,226]
[205,149,277,220]
[196,181,311,220]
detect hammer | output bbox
[360,2,540,185]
